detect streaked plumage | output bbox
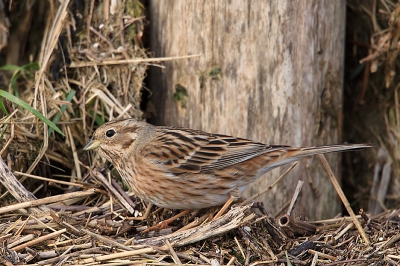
[84,119,371,209]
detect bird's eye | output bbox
[105,129,116,138]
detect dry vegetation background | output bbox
[0,0,399,265]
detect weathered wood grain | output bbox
[148,0,346,219]
[0,156,50,215]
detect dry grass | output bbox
[0,0,147,186]
[344,0,400,216]
[1,154,400,265]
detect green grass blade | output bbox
[0,65,22,71]
[0,98,8,116]
[0,90,65,136]
[285,251,292,266]
[89,110,105,126]
[1,63,40,96]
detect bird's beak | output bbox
[84,138,101,150]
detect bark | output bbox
[148,0,346,219]
[0,156,50,215]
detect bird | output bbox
[84,118,371,210]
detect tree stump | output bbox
[147,0,346,219]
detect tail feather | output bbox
[296,143,373,157]
[257,143,372,176]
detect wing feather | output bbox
[143,127,285,175]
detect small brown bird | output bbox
[84,119,370,210]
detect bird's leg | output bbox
[213,188,241,220]
[142,209,191,234]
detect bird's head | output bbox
[84,119,147,164]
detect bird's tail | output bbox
[258,143,372,175]
[293,143,372,157]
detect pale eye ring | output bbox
[105,129,116,138]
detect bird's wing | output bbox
[142,127,286,175]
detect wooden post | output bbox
[148,0,346,219]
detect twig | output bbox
[334,223,354,241]
[234,236,245,259]
[135,205,252,247]
[226,256,236,266]
[240,162,298,206]
[111,179,137,209]
[14,171,92,189]
[78,247,155,263]
[0,157,37,202]
[12,229,66,252]
[324,258,367,266]
[81,228,133,251]
[311,215,362,224]
[308,249,337,261]
[311,252,318,266]
[175,213,208,232]
[274,200,291,218]
[0,156,50,215]
[240,227,269,261]
[260,237,278,261]
[318,154,370,244]
[288,240,316,256]
[0,120,14,156]
[286,180,304,216]
[278,214,316,236]
[0,189,96,214]
[69,54,203,67]
[89,168,135,214]
[369,148,392,215]
[34,0,70,102]
[67,126,82,180]
[7,234,35,248]
[25,84,50,182]
[165,240,183,266]
[213,197,234,220]
[37,247,104,265]
[365,234,400,259]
